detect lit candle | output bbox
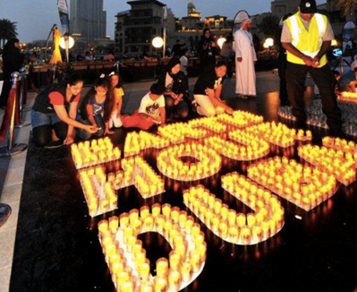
[153,276,168,292]
[156,258,169,278]
[162,204,171,218]
[189,250,201,273]
[139,259,151,282]
[228,226,239,242]
[109,216,119,234]
[236,213,246,228]
[152,204,161,217]
[168,269,182,292]
[240,227,251,245]
[144,215,154,231]
[180,261,192,283]
[120,213,130,229]
[140,206,150,220]
[169,251,181,271]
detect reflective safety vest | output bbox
[286,12,328,67]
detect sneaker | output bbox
[0,203,12,228]
[44,140,64,149]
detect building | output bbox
[115,0,166,55]
[167,3,232,52]
[115,1,236,56]
[271,0,300,20]
[70,0,107,45]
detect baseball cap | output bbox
[299,0,317,13]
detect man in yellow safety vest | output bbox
[281,0,343,137]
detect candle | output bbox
[240,227,251,245]
[168,269,182,292]
[156,258,169,278]
[139,259,151,282]
[169,251,181,271]
[228,226,239,242]
[152,204,161,217]
[140,281,154,292]
[162,204,172,218]
[144,215,154,231]
[154,276,168,292]
[140,206,150,220]
[189,250,201,273]
[109,216,119,234]
[180,261,192,283]
[120,213,130,229]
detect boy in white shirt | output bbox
[122,83,166,130]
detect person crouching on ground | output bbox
[193,62,233,117]
[77,75,115,140]
[108,71,124,128]
[122,83,166,130]
[31,74,98,148]
[157,57,189,121]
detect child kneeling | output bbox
[122,83,166,130]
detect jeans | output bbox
[286,62,343,135]
[31,110,68,146]
[76,114,105,140]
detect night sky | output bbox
[0,0,326,43]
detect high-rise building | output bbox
[70,0,107,45]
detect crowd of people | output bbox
[0,0,351,150]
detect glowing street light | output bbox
[152,36,164,49]
[59,35,75,49]
[217,37,227,49]
[263,38,274,49]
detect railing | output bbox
[0,72,28,157]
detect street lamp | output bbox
[152,36,164,49]
[59,35,75,49]
[59,34,75,66]
[263,38,274,49]
[217,37,227,49]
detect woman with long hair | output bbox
[31,74,98,147]
[77,75,115,140]
[0,38,24,107]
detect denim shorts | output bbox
[31,110,62,129]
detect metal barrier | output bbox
[16,66,31,128]
[0,72,28,157]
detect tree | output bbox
[0,19,18,48]
[335,0,357,15]
[258,15,280,38]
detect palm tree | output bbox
[0,19,18,48]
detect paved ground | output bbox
[0,71,313,292]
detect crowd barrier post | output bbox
[0,72,28,157]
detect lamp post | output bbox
[263,38,274,55]
[59,34,75,67]
[152,36,164,79]
[217,37,227,49]
[152,36,164,56]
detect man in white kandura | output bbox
[234,19,257,99]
